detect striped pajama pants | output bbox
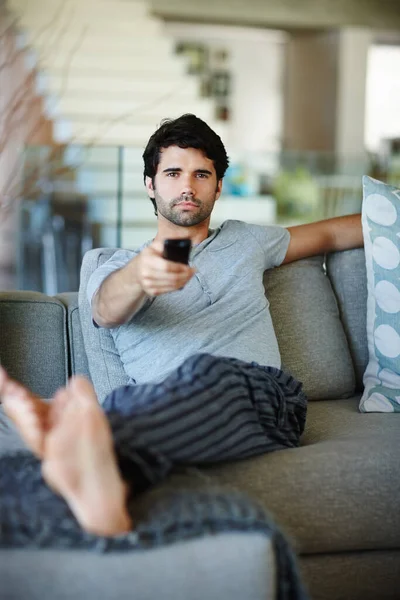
[0,354,308,566]
[104,354,307,493]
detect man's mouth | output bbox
[178,201,198,208]
[174,198,200,209]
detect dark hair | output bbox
[143,114,229,214]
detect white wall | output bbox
[336,27,372,158]
[365,44,400,152]
[164,22,286,155]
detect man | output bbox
[0,114,363,543]
[89,114,362,384]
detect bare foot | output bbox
[0,367,50,457]
[42,376,132,537]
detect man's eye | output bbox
[196,173,207,179]
[166,172,178,177]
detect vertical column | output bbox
[283,27,372,162]
[282,30,340,153]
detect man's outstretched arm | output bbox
[92,240,195,328]
[282,213,363,265]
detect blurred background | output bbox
[1,0,400,292]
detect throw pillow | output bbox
[360,175,400,412]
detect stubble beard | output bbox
[155,192,215,227]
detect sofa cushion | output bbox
[359,176,400,412]
[0,407,30,456]
[326,248,368,392]
[0,292,68,398]
[300,551,400,600]
[79,249,130,403]
[56,293,91,380]
[0,533,276,600]
[145,398,400,556]
[264,255,356,400]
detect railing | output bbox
[9,143,400,293]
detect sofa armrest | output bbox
[0,291,68,397]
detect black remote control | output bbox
[163,239,191,264]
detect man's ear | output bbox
[215,179,223,201]
[145,176,155,198]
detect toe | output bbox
[0,366,6,391]
[4,380,25,400]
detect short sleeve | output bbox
[244,223,290,270]
[86,249,138,306]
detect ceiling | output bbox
[149,0,400,31]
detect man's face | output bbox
[145,146,222,227]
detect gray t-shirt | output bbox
[87,220,290,384]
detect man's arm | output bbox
[282,213,363,265]
[92,240,195,328]
[92,255,147,328]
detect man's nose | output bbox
[180,175,196,195]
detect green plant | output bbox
[272,167,319,219]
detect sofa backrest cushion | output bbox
[0,291,68,398]
[264,255,356,399]
[79,248,130,403]
[79,248,357,402]
[326,248,368,392]
[55,292,91,381]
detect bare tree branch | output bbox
[34,3,79,78]
[0,18,23,74]
[51,23,88,108]
[0,13,87,158]
[0,10,19,40]
[0,8,87,210]
[0,0,68,76]
[0,72,34,148]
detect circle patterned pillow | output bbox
[360,175,400,412]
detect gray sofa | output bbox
[0,247,399,600]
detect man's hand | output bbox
[136,240,195,296]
